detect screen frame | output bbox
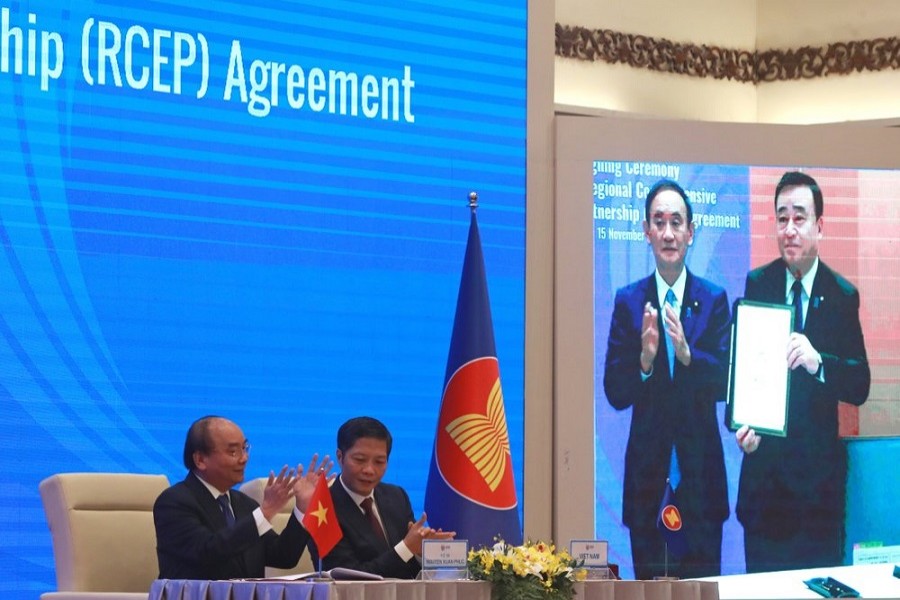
[552,114,900,548]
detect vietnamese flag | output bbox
[302,476,343,557]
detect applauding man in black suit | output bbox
[154,415,331,580]
[320,416,454,578]
[604,179,731,579]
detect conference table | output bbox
[150,577,719,600]
[699,563,900,599]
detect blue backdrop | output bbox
[0,1,527,597]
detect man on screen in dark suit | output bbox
[735,171,870,572]
[604,179,731,580]
[153,415,331,579]
[319,416,455,578]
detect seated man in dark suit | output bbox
[319,416,454,578]
[154,415,331,579]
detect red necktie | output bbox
[360,496,387,542]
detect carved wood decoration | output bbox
[556,24,900,83]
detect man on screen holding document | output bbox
[604,180,731,579]
[153,415,332,579]
[736,171,870,573]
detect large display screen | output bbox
[0,2,527,597]
[593,163,898,577]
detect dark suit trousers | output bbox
[744,519,842,573]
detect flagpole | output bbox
[469,191,478,211]
[663,475,670,579]
[654,536,677,581]
[664,542,669,578]
[655,477,679,581]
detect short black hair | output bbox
[644,179,693,224]
[774,171,824,219]
[183,415,222,471]
[337,416,392,456]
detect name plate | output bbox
[570,540,608,567]
[422,539,468,569]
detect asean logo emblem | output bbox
[435,357,517,509]
[660,505,682,531]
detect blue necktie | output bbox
[668,448,681,490]
[791,279,804,332]
[664,289,677,378]
[217,494,235,528]
[664,289,681,489]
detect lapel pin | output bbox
[686,301,699,320]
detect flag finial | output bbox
[468,191,478,212]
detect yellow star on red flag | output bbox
[309,501,329,526]
[301,475,343,557]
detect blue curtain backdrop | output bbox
[0,1,527,597]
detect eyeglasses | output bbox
[217,443,251,459]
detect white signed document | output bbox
[728,300,793,437]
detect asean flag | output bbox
[424,203,522,549]
[656,481,688,559]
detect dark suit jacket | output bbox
[154,473,309,579]
[319,478,420,579]
[604,270,731,529]
[736,259,870,533]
